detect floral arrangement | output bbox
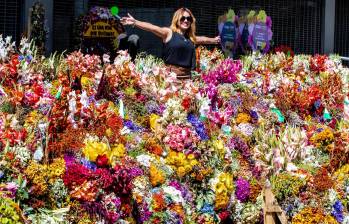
[0,35,349,223]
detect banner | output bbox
[248,10,273,53]
[218,9,238,58]
[83,21,119,38]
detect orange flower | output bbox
[149,164,165,187]
[152,193,166,212]
[170,204,185,218]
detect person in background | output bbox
[121,7,220,79]
[118,33,140,61]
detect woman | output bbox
[121,7,220,79]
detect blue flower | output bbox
[332,200,344,223]
[25,55,33,62]
[285,204,294,216]
[187,114,208,140]
[314,100,321,109]
[0,170,4,179]
[201,203,214,214]
[333,200,344,211]
[123,119,142,132]
[250,110,258,120]
[80,158,97,171]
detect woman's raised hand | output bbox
[213,36,221,44]
[120,13,137,26]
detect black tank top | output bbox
[163,32,196,69]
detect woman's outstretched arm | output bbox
[196,36,221,45]
[121,13,171,42]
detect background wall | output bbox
[4,0,349,58]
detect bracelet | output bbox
[132,21,136,28]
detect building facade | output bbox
[0,0,344,57]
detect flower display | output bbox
[0,35,349,222]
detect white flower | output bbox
[163,186,184,204]
[33,146,43,161]
[11,145,31,165]
[343,215,349,224]
[328,188,338,204]
[136,154,153,167]
[102,54,110,63]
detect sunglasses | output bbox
[180,16,193,23]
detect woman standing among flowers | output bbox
[121,7,220,79]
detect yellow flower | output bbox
[190,159,198,167]
[214,172,233,210]
[107,102,119,114]
[166,150,198,178]
[149,114,160,131]
[213,140,225,158]
[110,144,126,158]
[81,77,92,88]
[48,158,66,180]
[82,141,109,162]
[108,143,126,165]
[177,166,186,178]
[310,128,334,149]
[187,154,195,160]
[219,172,233,191]
[292,207,337,224]
[105,128,113,137]
[334,164,349,184]
[184,165,192,172]
[236,113,251,124]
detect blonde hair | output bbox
[170,8,196,43]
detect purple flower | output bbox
[64,154,76,168]
[187,113,209,140]
[201,203,214,214]
[314,100,321,109]
[128,167,144,178]
[235,177,250,202]
[123,119,143,132]
[230,136,251,158]
[250,110,258,120]
[332,200,344,223]
[139,203,152,222]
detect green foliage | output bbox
[271,172,306,201]
[0,197,22,224]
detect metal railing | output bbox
[340,56,349,61]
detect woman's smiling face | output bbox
[178,11,192,31]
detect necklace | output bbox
[178,32,189,42]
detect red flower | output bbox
[274,45,294,57]
[96,154,109,167]
[63,163,92,189]
[310,54,328,74]
[135,93,146,102]
[181,97,191,110]
[32,83,45,96]
[106,114,122,132]
[218,211,231,221]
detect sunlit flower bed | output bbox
[0,36,349,223]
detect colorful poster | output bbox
[218,9,237,58]
[247,10,273,54]
[220,21,236,51]
[252,22,268,49]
